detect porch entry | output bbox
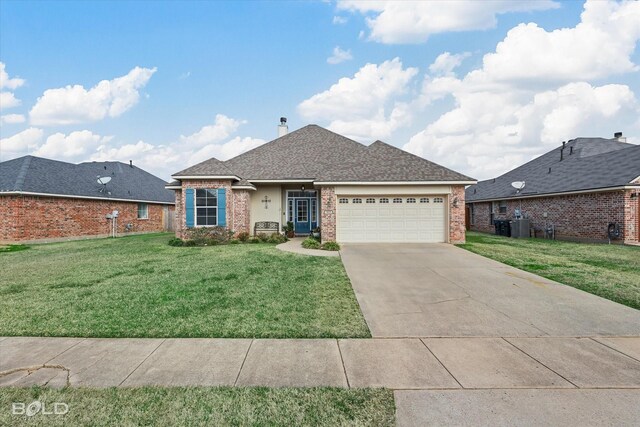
[287,190,318,235]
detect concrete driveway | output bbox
[340,243,640,338]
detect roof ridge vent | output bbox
[14,155,32,191]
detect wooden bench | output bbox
[254,221,279,236]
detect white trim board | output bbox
[171,175,241,180]
[0,191,175,205]
[314,180,476,186]
[249,179,315,183]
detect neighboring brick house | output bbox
[0,156,175,243]
[466,135,640,244]
[167,121,475,244]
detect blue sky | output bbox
[1,0,639,180]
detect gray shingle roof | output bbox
[466,138,640,202]
[173,125,473,182]
[0,156,175,204]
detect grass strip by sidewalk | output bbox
[458,232,640,310]
[0,386,395,426]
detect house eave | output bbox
[0,191,175,205]
[171,175,241,180]
[313,180,477,186]
[248,179,315,184]
[467,185,640,203]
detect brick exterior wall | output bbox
[231,189,251,235]
[176,180,232,239]
[174,180,258,239]
[319,186,336,243]
[0,195,172,243]
[449,185,466,244]
[468,190,639,244]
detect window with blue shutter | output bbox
[217,188,226,227]
[185,188,195,228]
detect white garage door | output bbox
[336,196,447,243]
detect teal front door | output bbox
[294,199,311,234]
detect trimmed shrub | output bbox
[236,231,250,242]
[302,237,321,249]
[321,241,341,251]
[167,238,184,247]
[248,237,260,244]
[267,233,287,244]
[256,233,270,243]
[185,226,234,245]
[183,240,197,247]
[229,239,240,244]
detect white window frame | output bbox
[195,189,218,227]
[137,203,149,220]
[285,190,318,224]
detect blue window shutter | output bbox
[185,188,194,228]
[217,188,226,227]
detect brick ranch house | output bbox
[0,156,175,243]
[167,121,475,244]
[465,134,640,244]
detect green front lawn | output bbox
[0,386,395,426]
[0,233,370,338]
[459,232,640,310]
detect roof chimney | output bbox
[129,160,133,168]
[278,117,288,137]
[614,132,626,143]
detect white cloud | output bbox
[405,82,638,180]
[332,15,348,25]
[428,52,471,77]
[0,92,21,109]
[337,0,559,44]
[91,114,266,179]
[179,114,244,147]
[34,130,113,159]
[402,0,640,180]
[0,127,43,160]
[298,58,418,140]
[327,46,353,65]
[0,114,26,125]
[29,66,157,126]
[187,136,266,164]
[468,0,640,83]
[1,114,266,179]
[0,63,25,90]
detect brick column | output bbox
[449,185,466,244]
[232,189,251,235]
[320,186,336,243]
[623,189,639,244]
[173,189,183,239]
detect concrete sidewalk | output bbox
[1,336,639,389]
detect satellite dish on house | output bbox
[511,181,526,192]
[97,176,112,185]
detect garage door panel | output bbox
[337,195,446,243]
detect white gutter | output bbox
[248,179,315,183]
[165,186,181,190]
[231,185,257,191]
[313,180,477,186]
[171,175,241,180]
[467,185,640,203]
[0,191,175,205]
